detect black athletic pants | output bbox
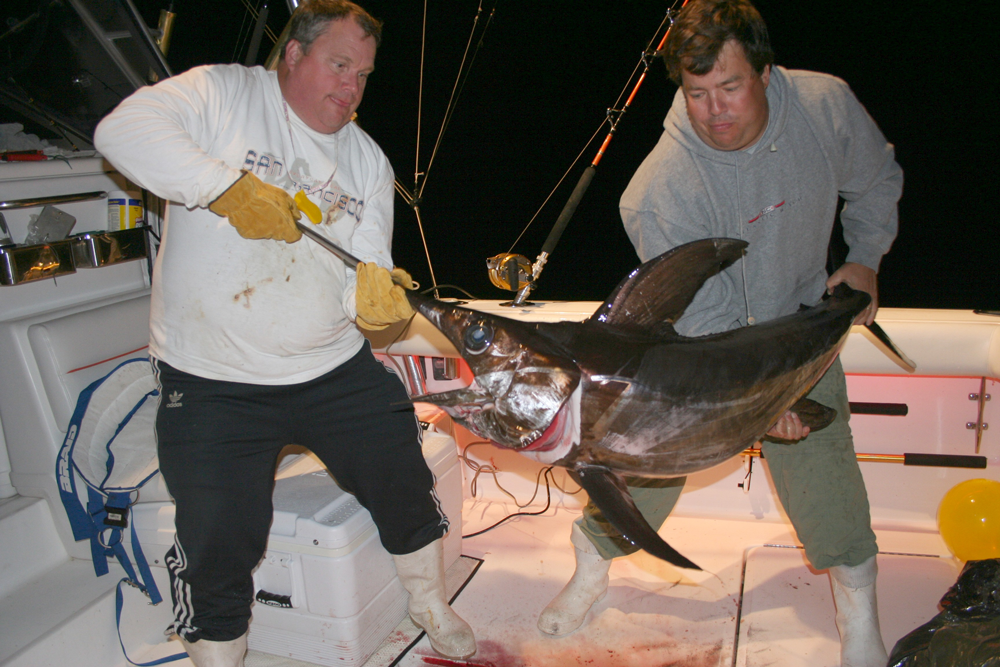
[153,344,448,642]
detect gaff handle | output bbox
[296,222,411,288]
[742,448,987,469]
[901,453,987,469]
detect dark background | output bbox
[5,0,995,310]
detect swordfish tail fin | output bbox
[569,465,702,570]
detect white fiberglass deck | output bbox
[436,497,957,667]
[101,489,959,667]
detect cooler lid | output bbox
[421,430,457,471]
[270,469,374,551]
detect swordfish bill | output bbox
[407,238,870,569]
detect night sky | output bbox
[71,1,1000,310]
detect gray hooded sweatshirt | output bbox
[620,66,902,337]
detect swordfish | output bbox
[406,238,870,569]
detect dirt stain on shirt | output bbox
[234,278,275,307]
[234,285,256,308]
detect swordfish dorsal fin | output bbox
[588,238,748,336]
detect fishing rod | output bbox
[487,1,688,307]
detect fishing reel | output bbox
[486,253,534,292]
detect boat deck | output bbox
[110,490,957,667]
[398,497,956,667]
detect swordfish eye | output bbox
[463,321,494,355]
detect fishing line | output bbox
[230,1,255,64]
[504,122,608,255]
[414,0,428,189]
[502,7,677,257]
[232,0,280,65]
[420,284,479,300]
[403,1,499,298]
[417,1,497,200]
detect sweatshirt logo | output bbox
[747,200,785,224]
[243,150,366,225]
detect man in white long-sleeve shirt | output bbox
[94,2,476,664]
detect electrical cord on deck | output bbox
[459,440,583,538]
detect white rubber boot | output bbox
[830,555,889,667]
[537,522,613,636]
[179,632,247,667]
[393,538,477,659]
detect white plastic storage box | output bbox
[246,416,463,667]
[123,406,462,667]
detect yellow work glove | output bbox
[355,261,415,331]
[208,170,301,243]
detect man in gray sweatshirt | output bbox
[537,2,902,666]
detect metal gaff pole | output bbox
[510,0,688,306]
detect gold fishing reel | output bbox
[486,253,534,292]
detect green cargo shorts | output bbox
[577,357,878,570]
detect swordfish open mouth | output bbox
[414,381,580,464]
[516,397,574,455]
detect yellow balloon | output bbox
[937,478,1000,561]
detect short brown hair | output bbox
[281,0,383,60]
[660,0,773,84]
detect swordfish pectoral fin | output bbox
[790,397,837,431]
[762,398,838,444]
[569,465,701,571]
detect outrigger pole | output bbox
[491,1,688,307]
[396,1,496,299]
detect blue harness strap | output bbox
[116,579,188,665]
[56,358,163,604]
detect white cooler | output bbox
[127,407,463,667]
[246,415,463,666]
